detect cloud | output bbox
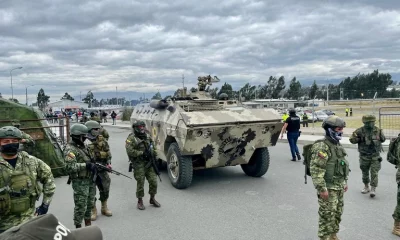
[0,0,399,103]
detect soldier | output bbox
[125,120,161,210]
[94,119,110,141]
[310,116,349,240]
[84,121,113,221]
[389,134,400,236]
[349,115,385,197]
[64,123,97,229]
[0,126,56,233]
[11,120,35,153]
[302,112,309,127]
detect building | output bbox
[241,99,298,109]
[47,99,88,112]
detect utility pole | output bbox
[116,86,118,105]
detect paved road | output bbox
[48,126,398,240]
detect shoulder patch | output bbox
[68,152,75,158]
[318,151,328,159]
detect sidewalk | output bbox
[100,120,389,150]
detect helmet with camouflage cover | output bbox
[11,119,21,128]
[0,126,22,139]
[70,123,89,136]
[85,120,101,131]
[362,115,376,123]
[322,115,346,129]
[132,120,146,136]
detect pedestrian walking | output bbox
[280,108,301,161]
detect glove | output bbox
[35,203,49,216]
[86,162,96,171]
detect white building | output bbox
[47,99,88,111]
[242,99,297,109]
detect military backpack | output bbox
[302,139,327,184]
[387,134,400,166]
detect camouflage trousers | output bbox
[133,161,158,198]
[72,178,96,225]
[0,207,35,232]
[359,155,382,187]
[393,184,400,221]
[94,170,111,202]
[317,189,344,238]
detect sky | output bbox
[0,0,400,103]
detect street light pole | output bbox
[10,67,23,100]
[25,84,35,106]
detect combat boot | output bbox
[393,220,400,236]
[75,224,81,229]
[101,200,113,216]
[84,219,91,227]
[137,198,145,210]
[370,187,376,198]
[150,194,161,207]
[330,233,340,240]
[361,184,370,194]
[91,205,97,221]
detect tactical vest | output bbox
[127,134,150,161]
[0,157,38,216]
[359,127,382,155]
[322,139,350,188]
[67,145,92,179]
[90,136,109,164]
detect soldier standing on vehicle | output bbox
[0,126,56,233]
[84,121,113,221]
[64,124,97,229]
[280,108,301,161]
[125,121,161,210]
[310,116,349,240]
[349,115,385,197]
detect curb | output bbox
[279,139,389,151]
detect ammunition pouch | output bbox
[0,187,11,215]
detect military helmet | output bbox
[70,124,89,136]
[132,120,146,135]
[132,120,145,128]
[11,119,20,127]
[362,115,376,123]
[322,115,346,129]
[0,126,22,139]
[85,120,101,131]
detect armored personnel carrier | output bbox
[130,75,283,189]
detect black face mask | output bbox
[1,143,20,155]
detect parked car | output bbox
[315,111,329,121]
[320,109,335,116]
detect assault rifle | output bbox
[95,163,132,179]
[144,143,162,182]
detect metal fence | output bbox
[379,107,400,139]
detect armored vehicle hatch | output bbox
[130,76,283,189]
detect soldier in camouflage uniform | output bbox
[349,115,385,197]
[310,116,349,240]
[84,121,112,220]
[93,119,109,141]
[11,120,35,154]
[64,124,97,229]
[0,126,56,233]
[390,134,400,236]
[125,120,161,210]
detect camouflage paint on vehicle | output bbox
[0,98,67,177]
[131,76,283,172]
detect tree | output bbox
[273,76,286,98]
[286,77,302,100]
[0,93,2,98]
[9,98,19,103]
[37,88,50,110]
[82,91,94,107]
[218,82,233,99]
[61,92,74,101]
[309,80,318,99]
[208,87,219,99]
[151,92,162,100]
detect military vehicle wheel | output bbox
[166,142,193,189]
[241,147,270,177]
